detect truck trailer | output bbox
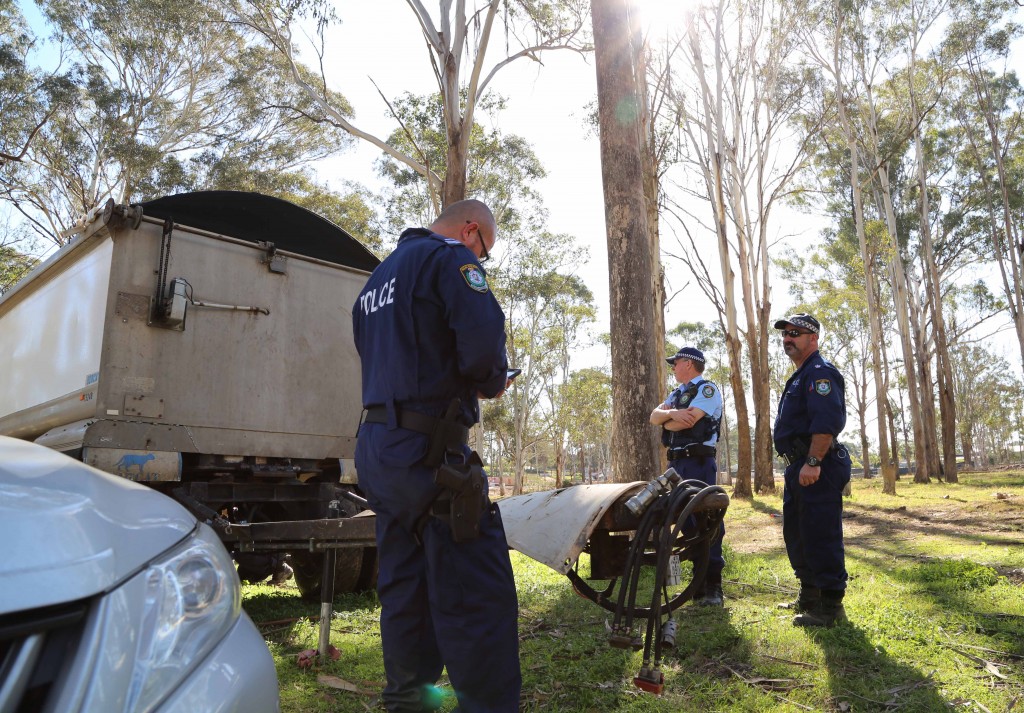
[0,191,380,598]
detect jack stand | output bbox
[633,663,664,694]
[317,545,337,657]
[298,499,342,668]
[317,500,341,657]
[608,628,633,649]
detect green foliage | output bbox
[0,243,37,293]
[376,91,547,238]
[1,0,365,247]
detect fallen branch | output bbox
[722,663,809,692]
[759,653,818,669]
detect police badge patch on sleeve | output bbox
[460,264,489,293]
[702,384,715,398]
[815,379,832,396]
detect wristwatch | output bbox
[805,455,821,467]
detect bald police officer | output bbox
[650,346,725,606]
[773,313,851,627]
[353,199,520,712]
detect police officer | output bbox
[649,346,725,606]
[353,199,520,712]
[773,313,851,627]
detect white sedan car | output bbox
[0,436,280,713]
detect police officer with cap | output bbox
[650,346,725,606]
[353,199,520,712]
[773,313,851,627]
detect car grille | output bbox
[0,600,88,713]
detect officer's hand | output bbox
[479,381,510,400]
[799,465,821,486]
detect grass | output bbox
[242,470,1024,712]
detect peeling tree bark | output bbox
[592,0,661,483]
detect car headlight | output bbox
[125,523,241,713]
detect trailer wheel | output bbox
[292,548,375,600]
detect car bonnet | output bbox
[0,437,197,615]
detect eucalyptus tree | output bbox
[1,0,369,247]
[0,242,37,294]
[946,1,1024,380]
[0,0,75,169]
[236,0,590,212]
[373,92,546,242]
[801,0,898,492]
[951,343,1024,467]
[544,273,597,488]
[490,233,595,494]
[561,367,613,483]
[849,4,937,484]
[591,0,662,484]
[664,0,818,496]
[899,0,960,482]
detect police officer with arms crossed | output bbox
[649,346,726,606]
[773,313,851,627]
[352,199,520,712]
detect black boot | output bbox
[794,589,845,628]
[697,571,724,606]
[778,585,820,613]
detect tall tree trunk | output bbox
[853,24,927,484]
[631,19,669,475]
[967,53,1024,376]
[836,34,896,493]
[592,0,661,483]
[910,101,958,484]
[856,360,870,478]
[683,3,753,498]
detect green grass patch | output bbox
[244,471,1024,712]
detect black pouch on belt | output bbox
[434,451,489,543]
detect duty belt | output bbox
[666,444,716,460]
[363,406,469,444]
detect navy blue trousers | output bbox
[356,424,521,713]
[669,456,725,580]
[782,446,851,591]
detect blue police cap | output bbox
[667,346,705,365]
[773,313,820,334]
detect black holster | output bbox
[434,451,489,543]
[422,398,465,468]
[779,436,810,465]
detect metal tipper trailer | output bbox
[0,191,381,598]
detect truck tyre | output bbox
[292,548,376,600]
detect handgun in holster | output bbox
[780,436,810,465]
[422,398,464,468]
[435,450,489,543]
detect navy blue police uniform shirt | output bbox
[773,350,846,454]
[352,227,508,427]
